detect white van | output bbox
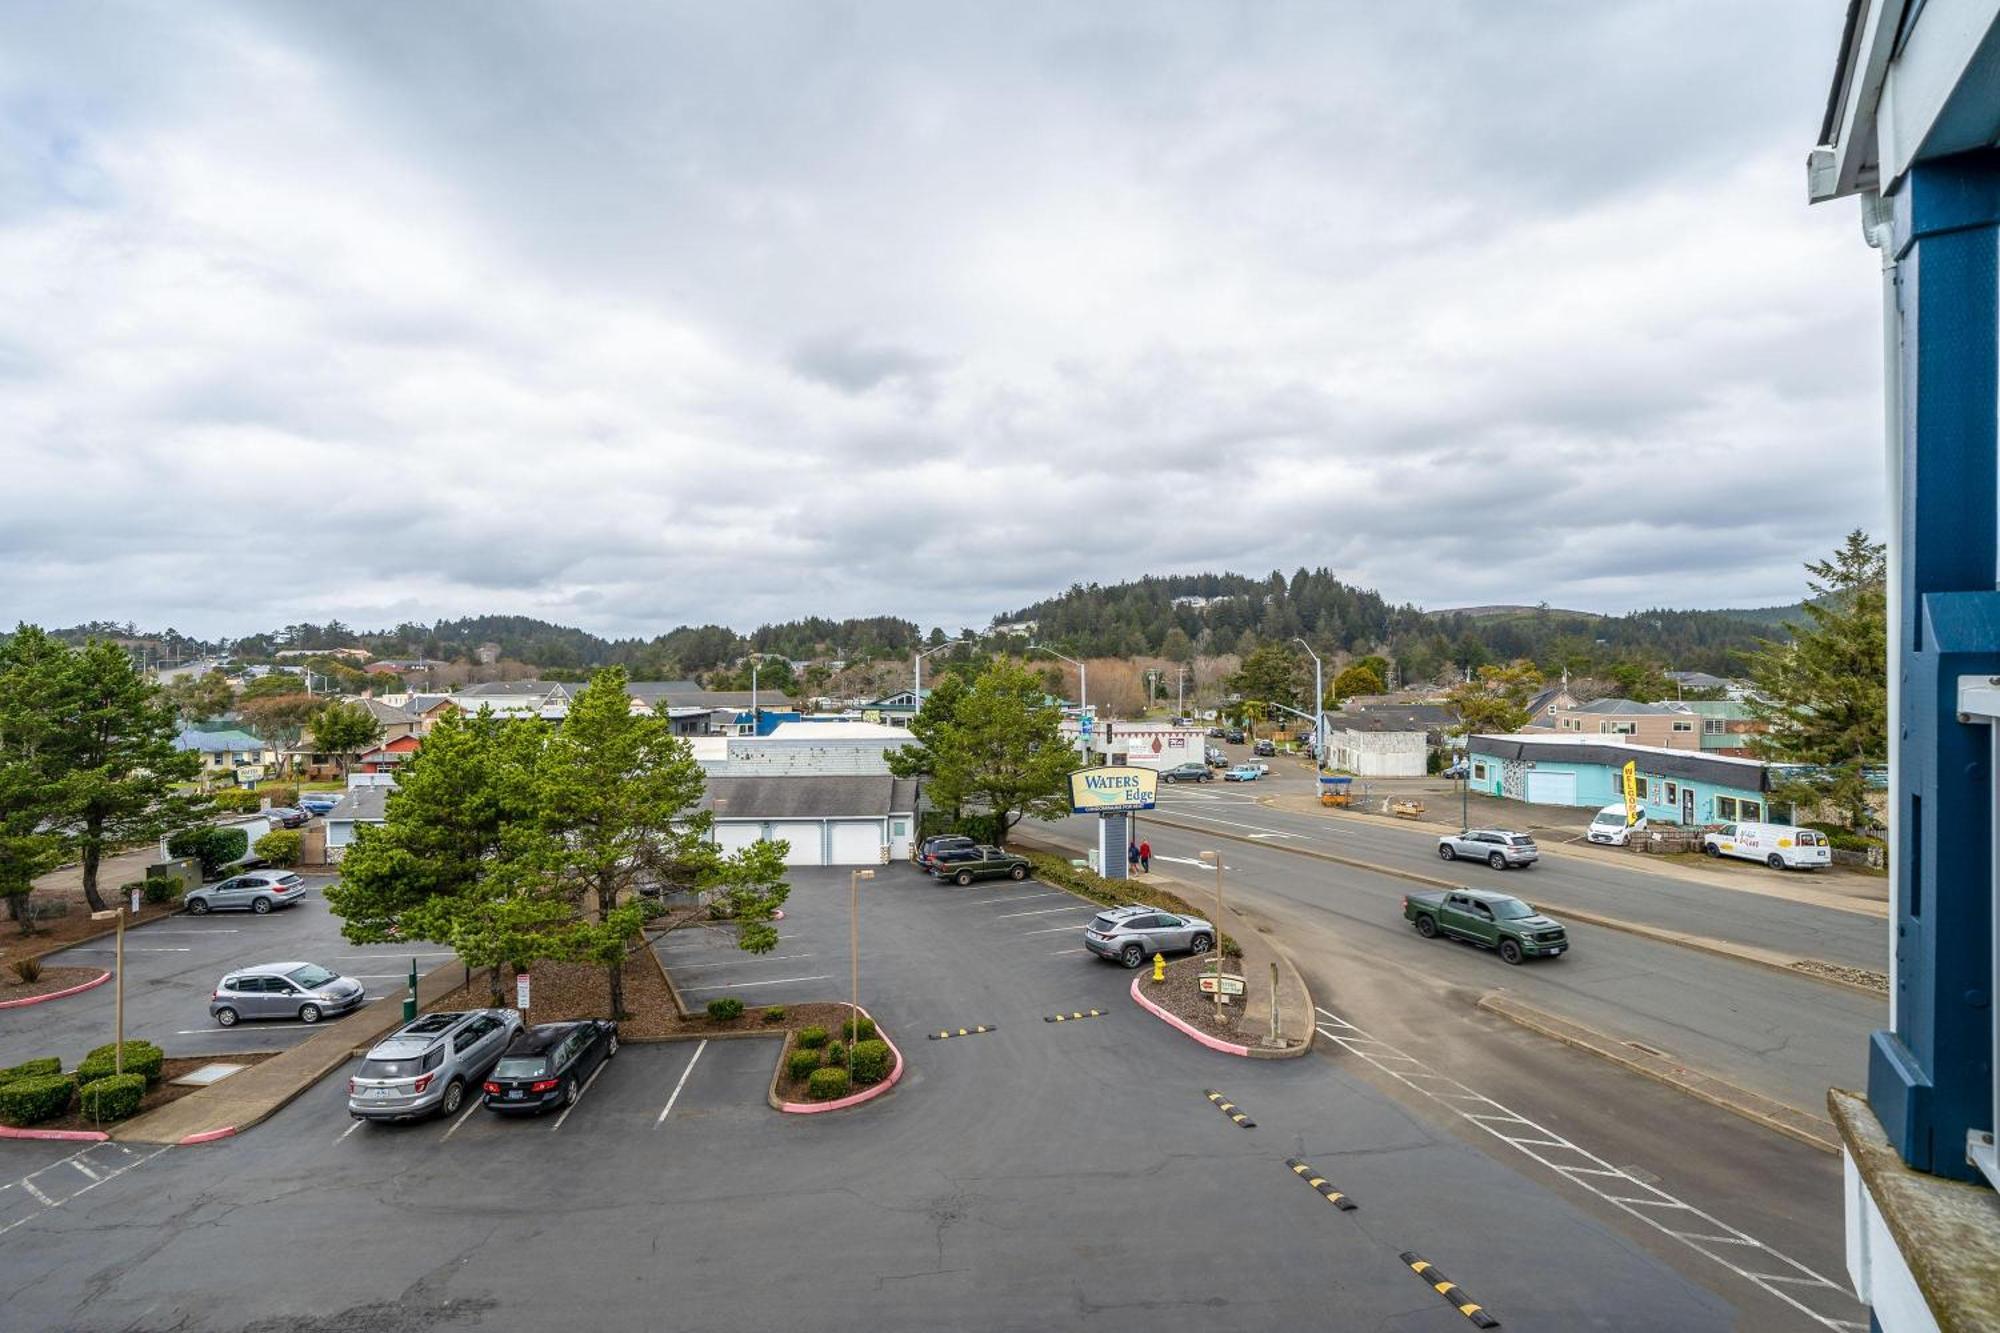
[1586,804,1647,846]
[1702,822,1832,871]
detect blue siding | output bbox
[1466,746,1769,822]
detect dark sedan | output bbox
[263,807,309,829]
[481,1020,619,1115]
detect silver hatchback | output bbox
[348,1009,523,1122]
[1084,905,1216,968]
[210,961,366,1027]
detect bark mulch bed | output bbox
[29,1053,276,1136]
[0,965,107,1005]
[770,1008,901,1105]
[1142,955,1290,1052]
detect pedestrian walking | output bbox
[1128,841,1140,873]
[1138,839,1152,874]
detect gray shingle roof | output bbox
[1468,736,1769,791]
[325,787,390,822]
[700,775,913,820]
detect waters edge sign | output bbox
[1069,765,1158,814]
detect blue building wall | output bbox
[1466,747,1770,823]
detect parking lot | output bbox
[0,860,1777,1330]
[0,874,443,1067]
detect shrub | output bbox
[120,880,147,901]
[706,996,745,1021]
[142,874,181,905]
[259,784,299,807]
[78,1040,164,1085]
[796,1025,828,1049]
[28,899,68,921]
[10,957,43,985]
[207,790,261,813]
[0,1057,61,1084]
[840,1014,877,1043]
[763,1005,786,1023]
[824,1040,846,1067]
[253,829,304,867]
[805,1067,851,1101]
[77,1073,146,1123]
[0,1074,75,1126]
[167,826,250,879]
[786,1048,823,1081]
[849,1038,893,1086]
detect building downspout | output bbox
[1864,187,1902,1028]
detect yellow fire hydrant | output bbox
[1152,952,1166,983]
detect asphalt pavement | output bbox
[0,863,1857,1331]
[0,875,440,1067]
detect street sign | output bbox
[1069,765,1157,814]
[516,971,531,1011]
[1199,973,1247,997]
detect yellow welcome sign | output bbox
[1069,765,1159,814]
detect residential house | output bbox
[1322,704,1458,777]
[173,728,275,783]
[1674,699,1766,757]
[700,775,920,865]
[861,688,927,727]
[1466,733,1779,825]
[323,786,389,861]
[1538,698,1704,750]
[353,734,422,774]
[1520,680,1583,729]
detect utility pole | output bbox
[849,868,875,1064]
[1294,639,1324,768]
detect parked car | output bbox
[1437,829,1540,870]
[263,806,309,829]
[1224,729,1245,744]
[1440,762,1468,781]
[916,834,978,872]
[930,846,1032,885]
[210,961,366,1027]
[1223,765,1262,782]
[349,1009,524,1122]
[1252,738,1275,757]
[1161,762,1211,784]
[185,869,308,915]
[1083,905,1216,968]
[1205,747,1228,767]
[299,794,341,816]
[1403,890,1568,964]
[1702,822,1833,871]
[482,1020,620,1116]
[1585,804,1648,845]
[1207,727,1226,739]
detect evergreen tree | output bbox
[916,660,1074,846]
[0,627,69,929]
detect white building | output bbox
[1323,723,1428,778]
[703,776,919,865]
[700,720,910,777]
[1062,720,1206,771]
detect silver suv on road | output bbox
[348,1009,523,1122]
[1084,905,1216,968]
[1438,829,1540,869]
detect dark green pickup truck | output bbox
[929,846,1033,886]
[1403,889,1569,964]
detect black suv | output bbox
[1253,739,1276,757]
[917,835,977,872]
[1224,729,1245,744]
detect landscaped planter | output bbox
[768,1007,904,1114]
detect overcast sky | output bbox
[2,2,1879,641]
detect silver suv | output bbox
[1084,905,1216,968]
[1438,829,1539,870]
[186,870,308,915]
[348,1009,522,1122]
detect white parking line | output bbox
[1312,1005,1865,1331]
[335,952,456,962]
[67,1158,100,1182]
[142,929,240,934]
[0,1145,170,1239]
[20,1179,54,1207]
[657,1040,707,1125]
[992,906,1092,920]
[670,953,817,971]
[65,947,193,953]
[1019,924,1089,936]
[440,1098,483,1142]
[336,1118,366,1143]
[970,891,1063,905]
[1049,948,1089,956]
[551,1062,609,1132]
[680,975,832,992]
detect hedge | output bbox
[167,826,250,879]
[208,790,261,813]
[78,1040,164,1085]
[786,1048,823,1081]
[1023,851,1242,957]
[805,1067,851,1101]
[257,784,300,807]
[796,1025,828,1050]
[0,1057,62,1085]
[253,829,304,867]
[849,1038,893,1086]
[142,874,182,905]
[0,1074,75,1126]
[840,1015,877,1044]
[78,1073,146,1122]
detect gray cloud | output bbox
[0,2,1882,640]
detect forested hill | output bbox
[993,570,1795,679]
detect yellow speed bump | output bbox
[1203,1089,1256,1128]
[1284,1157,1356,1211]
[927,1025,997,1041]
[1044,1009,1108,1023]
[1399,1251,1500,1329]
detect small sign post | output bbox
[516,970,531,1014]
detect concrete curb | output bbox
[0,970,111,1009]
[775,1006,904,1115]
[0,1124,109,1142]
[178,1126,237,1145]
[1476,992,1840,1155]
[1128,974,1252,1056]
[1531,901,1889,998]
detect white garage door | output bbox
[714,822,763,854]
[1525,770,1577,806]
[769,822,825,866]
[828,821,885,865]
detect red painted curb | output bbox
[771,909,786,921]
[780,1006,905,1115]
[0,1124,109,1142]
[0,970,112,1009]
[177,1126,238,1145]
[1129,974,1253,1056]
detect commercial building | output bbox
[700,776,919,865]
[1466,734,1776,826]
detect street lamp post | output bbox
[1199,849,1224,1020]
[913,640,963,701]
[1029,644,1088,761]
[849,868,875,1065]
[1293,638,1324,770]
[87,904,130,1076]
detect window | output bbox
[1672,721,1694,732]
[1664,781,1678,804]
[1703,719,1724,735]
[1603,721,1636,735]
[1716,796,1738,821]
[1472,762,1488,781]
[1633,777,1649,800]
[1741,800,1762,821]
